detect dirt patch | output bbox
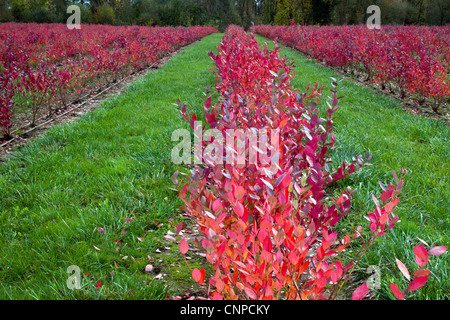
[0,40,199,164]
[153,214,211,300]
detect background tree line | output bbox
[0,0,448,29]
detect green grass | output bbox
[0,33,222,299]
[256,34,449,299]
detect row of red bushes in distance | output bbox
[0,23,218,139]
[173,25,447,300]
[251,24,450,113]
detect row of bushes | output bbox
[252,24,450,112]
[173,25,447,300]
[0,22,218,139]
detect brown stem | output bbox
[328,234,377,300]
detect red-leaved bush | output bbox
[0,68,15,138]
[172,26,446,300]
[251,24,450,112]
[0,23,218,138]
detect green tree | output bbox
[262,0,276,24]
[109,0,133,25]
[312,0,333,24]
[274,0,290,25]
[94,2,115,24]
[74,2,93,24]
[185,0,204,25]
[132,0,158,26]
[291,0,314,24]
[274,0,313,25]
[424,0,449,25]
[11,0,31,21]
[237,0,256,28]
[330,0,372,25]
[0,0,14,22]
[5,0,448,27]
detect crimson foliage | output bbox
[251,24,450,112]
[174,26,446,300]
[0,23,218,137]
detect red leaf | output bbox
[199,268,205,284]
[261,250,272,263]
[343,234,350,244]
[298,261,309,274]
[234,186,246,200]
[190,113,197,130]
[413,269,431,277]
[95,281,102,289]
[215,278,225,292]
[395,258,411,281]
[236,201,244,218]
[192,268,205,285]
[413,244,429,268]
[244,286,257,300]
[179,238,189,255]
[175,222,183,236]
[212,199,222,212]
[389,283,404,300]
[211,292,223,300]
[288,251,299,265]
[428,246,447,256]
[260,219,272,232]
[352,282,369,300]
[407,276,428,292]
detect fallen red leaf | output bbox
[428,246,447,256]
[179,238,189,255]
[413,244,429,268]
[395,258,410,281]
[389,283,404,300]
[407,276,429,292]
[352,282,369,300]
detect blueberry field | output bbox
[0,1,448,303]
